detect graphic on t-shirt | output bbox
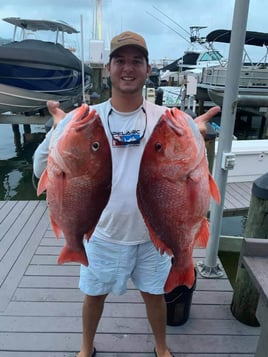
[111,129,141,146]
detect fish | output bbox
[137,107,220,292]
[37,104,112,266]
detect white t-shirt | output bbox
[33,99,167,245]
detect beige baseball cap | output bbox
[110,31,148,59]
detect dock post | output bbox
[204,123,217,173]
[231,173,268,325]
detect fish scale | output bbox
[37,104,112,266]
[137,107,220,292]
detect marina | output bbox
[0,2,267,355]
[0,200,261,356]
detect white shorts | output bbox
[79,236,171,296]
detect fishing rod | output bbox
[145,10,191,44]
[152,5,191,37]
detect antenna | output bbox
[145,10,191,45]
[152,5,190,37]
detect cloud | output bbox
[0,0,267,62]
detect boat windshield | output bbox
[199,51,223,61]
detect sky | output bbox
[0,0,267,65]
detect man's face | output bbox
[107,46,151,95]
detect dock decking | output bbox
[0,200,260,356]
[223,181,253,217]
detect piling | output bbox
[204,123,217,173]
[231,173,268,326]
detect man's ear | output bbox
[106,63,110,72]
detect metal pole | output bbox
[80,14,86,103]
[197,0,250,278]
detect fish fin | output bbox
[209,174,221,204]
[58,245,88,266]
[164,262,195,292]
[50,216,62,239]
[143,215,173,255]
[37,169,48,196]
[84,228,94,241]
[194,217,209,247]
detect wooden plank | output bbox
[0,201,48,312]
[228,182,252,203]
[25,264,80,276]
[0,332,258,354]
[243,237,268,257]
[223,181,252,216]
[17,274,232,291]
[3,299,237,320]
[0,200,16,223]
[0,201,39,264]
[12,287,234,305]
[0,201,41,285]
[0,353,257,357]
[0,315,259,336]
[0,200,28,242]
[219,235,244,252]
[242,256,268,299]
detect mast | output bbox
[97,0,102,40]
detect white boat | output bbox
[160,26,226,86]
[197,29,268,108]
[214,139,268,183]
[0,17,91,114]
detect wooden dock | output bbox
[223,181,253,217]
[0,200,260,356]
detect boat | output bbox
[0,17,92,114]
[159,26,226,86]
[197,29,268,108]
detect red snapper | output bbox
[137,108,220,292]
[37,104,112,266]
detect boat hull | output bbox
[0,83,84,114]
[0,40,91,114]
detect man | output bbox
[34,31,220,357]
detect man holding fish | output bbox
[34,31,220,357]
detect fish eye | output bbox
[155,142,162,152]
[92,142,100,151]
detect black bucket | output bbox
[164,269,197,326]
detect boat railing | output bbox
[201,64,268,88]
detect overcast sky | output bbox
[0,0,267,64]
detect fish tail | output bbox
[164,263,195,292]
[58,245,88,266]
[209,174,221,204]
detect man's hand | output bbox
[195,106,221,136]
[47,101,66,128]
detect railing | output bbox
[201,65,268,88]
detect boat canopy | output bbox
[3,17,79,34]
[206,29,268,47]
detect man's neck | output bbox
[110,92,143,112]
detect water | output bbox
[0,124,46,200]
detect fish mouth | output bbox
[75,104,90,123]
[164,110,184,137]
[73,104,98,132]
